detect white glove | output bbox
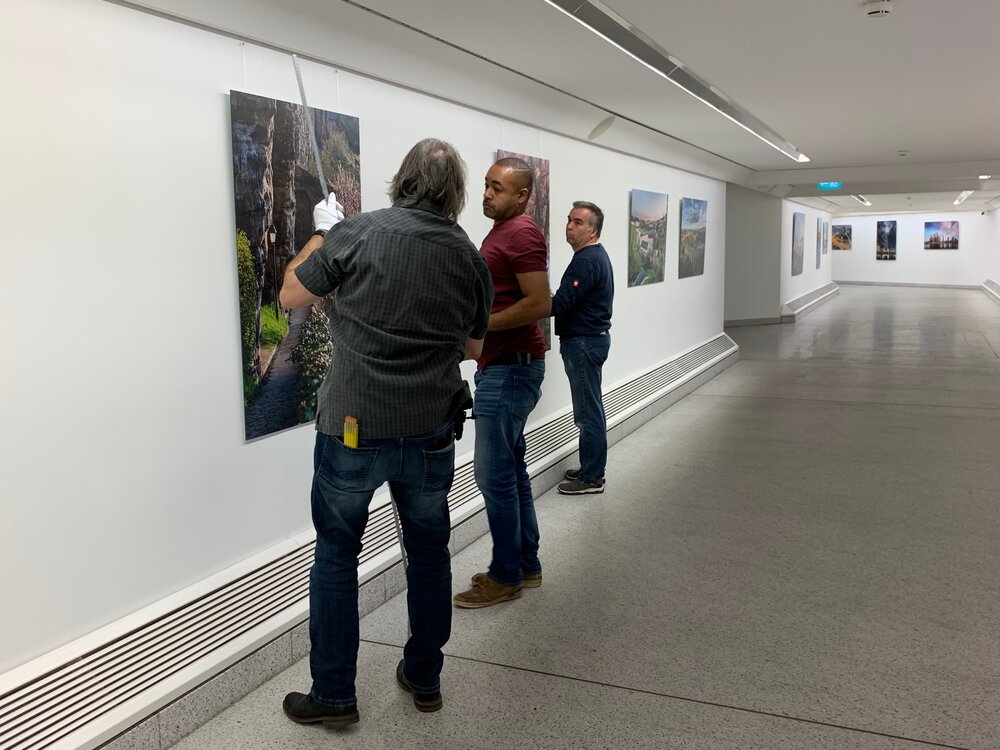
[313,192,346,232]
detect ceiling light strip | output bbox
[543,0,809,163]
[851,194,872,206]
[953,190,974,206]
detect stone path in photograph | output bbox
[244,306,310,440]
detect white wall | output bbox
[724,184,782,322]
[0,0,726,674]
[780,200,834,305]
[832,212,996,286]
[992,210,1000,280]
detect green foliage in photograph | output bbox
[289,305,334,421]
[237,230,258,380]
[259,304,289,349]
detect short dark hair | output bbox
[573,201,604,236]
[389,139,467,222]
[493,157,534,199]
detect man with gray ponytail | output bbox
[279,139,493,727]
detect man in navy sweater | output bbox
[549,201,615,494]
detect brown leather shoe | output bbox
[471,571,541,589]
[395,660,443,712]
[522,571,543,588]
[454,573,522,608]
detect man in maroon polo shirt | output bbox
[454,157,551,608]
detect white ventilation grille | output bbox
[525,333,734,463]
[0,333,736,750]
[0,545,314,750]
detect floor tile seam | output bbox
[687,391,1000,413]
[359,640,970,750]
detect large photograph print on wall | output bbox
[876,220,897,261]
[816,217,822,269]
[628,189,668,286]
[497,149,551,345]
[832,224,852,250]
[924,221,959,249]
[679,197,707,278]
[791,211,804,276]
[230,90,361,441]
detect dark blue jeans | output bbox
[560,334,610,482]
[308,424,454,707]
[473,361,545,586]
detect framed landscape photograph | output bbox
[924,221,959,250]
[678,197,708,278]
[230,90,361,441]
[832,224,852,250]
[816,217,822,269]
[791,212,805,276]
[497,149,552,344]
[628,189,668,286]
[876,220,897,261]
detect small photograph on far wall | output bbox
[833,224,852,250]
[628,189,668,286]
[924,221,959,250]
[791,211,805,276]
[816,217,822,269]
[822,220,829,255]
[679,197,708,278]
[876,220,897,261]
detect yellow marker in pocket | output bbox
[344,416,359,448]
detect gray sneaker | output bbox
[564,468,605,482]
[557,478,605,495]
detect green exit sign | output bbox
[817,181,843,191]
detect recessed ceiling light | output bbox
[979,174,992,180]
[851,195,872,206]
[954,190,974,206]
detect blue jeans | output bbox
[473,361,545,586]
[560,334,610,482]
[308,424,454,707]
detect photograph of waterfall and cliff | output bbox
[230,90,361,441]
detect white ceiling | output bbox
[124,0,1000,215]
[341,0,1000,216]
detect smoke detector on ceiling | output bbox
[864,0,893,17]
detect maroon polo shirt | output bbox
[478,214,548,369]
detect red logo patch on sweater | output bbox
[572,279,580,287]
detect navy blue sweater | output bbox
[550,242,614,337]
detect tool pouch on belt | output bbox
[449,381,474,440]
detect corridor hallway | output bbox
[166,286,1000,750]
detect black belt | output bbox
[487,352,540,366]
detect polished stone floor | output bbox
[171,286,1000,749]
